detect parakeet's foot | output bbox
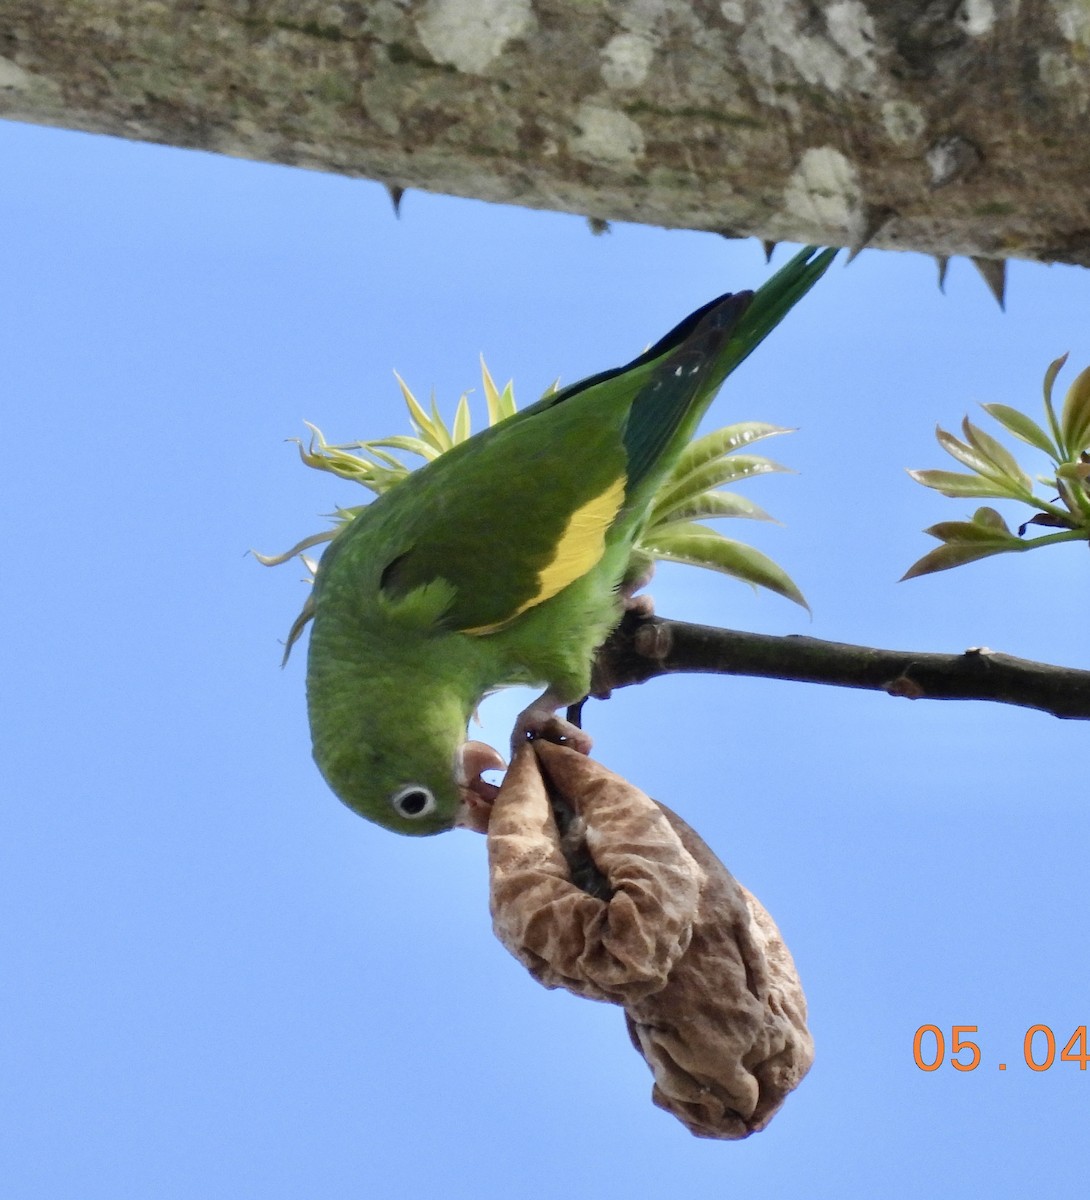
[620,562,655,616]
[454,740,507,834]
[512,695,593,756]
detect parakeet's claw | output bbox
[513,696,593,756]
[454,740,507,833]
[624,592,655,617]
[620,561,655,616]
[454,790,495,833]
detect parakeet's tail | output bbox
[622,245,836,494]
[714,244,837,385]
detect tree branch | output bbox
[591,612,1090,721]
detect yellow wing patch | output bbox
[463,474,626,635]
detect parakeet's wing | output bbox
[374,352,661,635]
[371,246,834,635]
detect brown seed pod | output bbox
[487,740,812,1140]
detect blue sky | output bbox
[2,117,1089,1198]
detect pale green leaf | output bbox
[394,372,438,444]
[292,429,398,489]
[251,529,336,567]
[640,523,808,610]
[429,395,454,451]
[920,519,1021,547]
[935,426,1004,480]
[329,504,366,524]
[1042,353,1069,450]
[980,403,1057,456]
[360,467,409,494]
[280,593,317,665]
[903,507,1031,579]
[906,468,1023,500]
[317,437,405,472]
[901,541,1024,580]
[452,394,472,444]
[480,358,518,424]
[652,454,788,520]
[970,506,1013,534]
[647,490,776,527]
[1061,363,1090,456]
[497,381,518,421]
[359,444,406,470]
[481,357,502,423]
[670,422,792,481]
[303,429,330,452]
[364,434,441,461]
[960,418,1033,493]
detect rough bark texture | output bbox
[3,2,1090,265]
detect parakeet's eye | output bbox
[390,784,437,820]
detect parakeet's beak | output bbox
[455,740,507,833]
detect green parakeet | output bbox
[297,246,835,836]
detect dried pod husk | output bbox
[487,740,812,1140]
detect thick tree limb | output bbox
[3,2,1090,264]
[591,612,1090,721]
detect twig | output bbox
[590,612,1090,721]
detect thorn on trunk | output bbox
[935,255,950,292]
[970,257,1007,309]
[846,206,894,262]
[386,184,406,217]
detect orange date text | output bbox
[913,1024,1089,1072]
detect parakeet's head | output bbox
[308,681,504,835]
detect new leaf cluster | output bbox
[905,355,1090,579]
